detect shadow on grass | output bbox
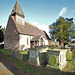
[23,54,29,62]
[0,51,26,75]
[0,50,75,75]
[9,56,75,75]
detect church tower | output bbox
[11,0,25,25]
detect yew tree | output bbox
[49,16,73,48]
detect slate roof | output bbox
[11,0,24,17]
[11,16,50,40]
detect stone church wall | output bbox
[4,16,19,50]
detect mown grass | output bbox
[66,53,72,61]
[23,54,29,62]
[63,53,75,72]
[9,56,59,75]
[19,51,27,53]
[0,49,13,55]
[0,49,75,75]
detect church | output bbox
[4,1,50,50]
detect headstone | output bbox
[46,49,67,70]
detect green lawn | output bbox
[0,49,75,75]
[9,56,60,75]
[0,49,13,55]
[66,53,72,61]
[19,50,27,53]
[63,53,75,72]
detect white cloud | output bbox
[59,7,67,16]
[29,20,50,35]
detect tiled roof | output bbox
[11,0,24,17]
[11,16,50,40]
[31,36,41,41]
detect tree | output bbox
[49,16,73,48]
[0,25,5,43]
[70,24,75,39]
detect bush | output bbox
[72,49,75,60]
[49,55,57,66]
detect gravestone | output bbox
[28,47,48,66]
[14,51,23,61]
[46,49,67,70]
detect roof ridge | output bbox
[25,22,37,28]
[25,21,44,31]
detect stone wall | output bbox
[4,16,19,50]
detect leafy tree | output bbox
[0,25,5,43]
[49,16,73,48]
[70,24,75,39]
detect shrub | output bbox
[72,49,75,60]
[49,55,57,66]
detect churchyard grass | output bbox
[19,50,27,53]
[0,49,75,75]
[8,56,59,75]
[0,49,13,55]
[63,52,75,72]
[66,53,72,61]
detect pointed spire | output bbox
[11,0,24,17]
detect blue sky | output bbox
[0,0,75,34]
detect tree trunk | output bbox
[60,40,64,49]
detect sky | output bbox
[0,0,75,35]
